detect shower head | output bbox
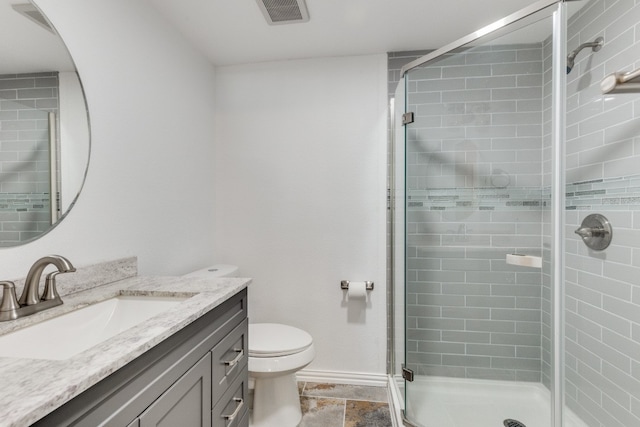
[566,36,604,74]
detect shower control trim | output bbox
[574,213,612,250]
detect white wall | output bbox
[2,0,390,378]
[214,55,388,375]
[1,0,217,278]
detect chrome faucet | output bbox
[0,255,76,322]
[18,255,76,306]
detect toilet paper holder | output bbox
[340,280,374,290]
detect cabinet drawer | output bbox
[212,372,248,427]
[211,318,248,406]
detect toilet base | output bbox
[250,373,301,427]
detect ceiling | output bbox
[1,0,549,75]
[146,0,542,66]
[0,0,74,74]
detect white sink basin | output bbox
[0,296,187,360]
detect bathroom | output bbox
[1,0,639,426]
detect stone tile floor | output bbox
[297,382,393,427]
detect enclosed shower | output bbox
[389,0,640,426]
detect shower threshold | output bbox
[402,376,587,427]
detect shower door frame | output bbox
[394,0,568,425]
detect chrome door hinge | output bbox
[402,112,414,125]
[402,365,414,382]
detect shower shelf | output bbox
[505,253,542,268]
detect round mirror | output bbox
[0,0,90,247]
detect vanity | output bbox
[0,258,251,427]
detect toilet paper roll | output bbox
[348,282,368,299]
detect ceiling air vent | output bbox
[255,0,310,25]
[12,3,56,34]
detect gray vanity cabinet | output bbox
[34,289,249,427]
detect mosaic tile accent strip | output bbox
[406,175,640,214]
[565,174,640,210]
[0,192,51,245]
[408,187,546,212]
[0,192,51,211]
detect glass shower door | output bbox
[562,1,640,426]
[401,5,559,426]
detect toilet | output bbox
[249,323,315,427]
[183,265,315,427]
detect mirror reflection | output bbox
[0,0,89,246]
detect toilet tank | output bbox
[182,265,239,278]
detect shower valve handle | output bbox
[574,226,602,238]
[574,214,612,251]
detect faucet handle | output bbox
[41,271,61,301]
[0,281,20,321]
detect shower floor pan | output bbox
[404,377,587,427]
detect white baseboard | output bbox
[296,369,388,387]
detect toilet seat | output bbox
[249,344,315,375]
[249,323,313,357]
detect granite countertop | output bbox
[0,274,251,427]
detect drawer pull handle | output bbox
[222,398,244,421]
[222,348,244,367]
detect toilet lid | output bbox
[249,323,313,357]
